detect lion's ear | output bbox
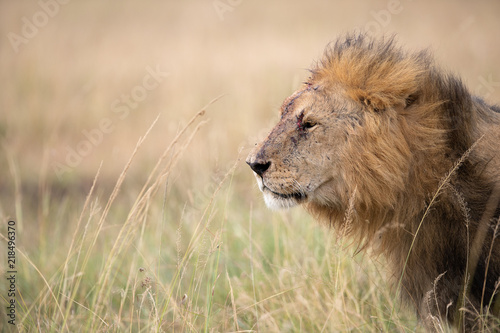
[351,89,418,113]
[359,96,386,113]
[404,94,418,108]
[349,89,393,113]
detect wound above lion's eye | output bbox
[296,111,305,128]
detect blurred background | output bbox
[1,0,500,331]
[2,0,500,198]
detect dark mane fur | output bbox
[308,33,500,331]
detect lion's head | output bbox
[246,34,448,233]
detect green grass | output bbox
[0,102,425,332]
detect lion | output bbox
[246,34,500,331]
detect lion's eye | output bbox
[302,121,317,129]
[296,111,317,131]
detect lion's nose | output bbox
[247,160,271,177]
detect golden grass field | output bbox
[1,0,500,331]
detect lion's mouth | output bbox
[260,183,307,207]
[268,188,306,201]
[253,176,307,209]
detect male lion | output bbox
[246,34,500,331]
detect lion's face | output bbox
[246,83,365,211]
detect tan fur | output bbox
[246,34,500,331]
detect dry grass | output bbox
[1,0,500,332]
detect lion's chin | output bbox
[263,191,300,210]
[261,188,305,210]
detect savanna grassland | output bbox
[1,1,500,332]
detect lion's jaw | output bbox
[250,170,306,210]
